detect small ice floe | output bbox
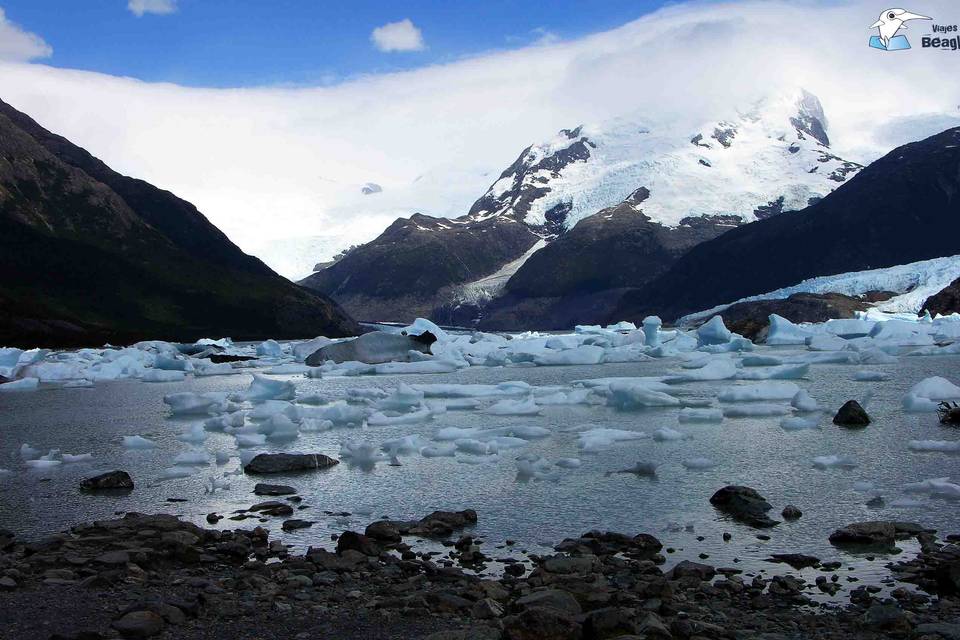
[577,428,647,453]
[681,457,717,470]
[193,362,241,377]
[203,412,246,432]
[420,444,457,458]
[454,439,496,456]
[812,454,857,470]
[535,388,596,405]
[340,440,389,467]
[765,315,812,345]
[412,381,532,399]
[807,334,848,352]
[122,435,158,450]
[25,458,62,470]
[791,389,819,413]
[249,400,297,421]
[611,461,658,477]
[259,414,300,442]
[908,440,960,453]
[263,363,309,375]
[141,369,186,383]
[555,458,581,469]
[246,374,296,402]
[163,392,227,416]
[678,407,723,423]
[485,397,542,416]
[172,451,210,466]
[736,364,810,380]
[740,355,784,367]
[607,382,679,410]
[780,414,821,431]
[697,316,731,346]
[889,498,926,508]
[19,443,41,460]
[215,451,231,465]
[670,359,738,382]
[718,381,799,403]
[653,427,687,442]
[722,404,793,418]
[61,453,94,463]
[903,477,960,499]
[255,339,284,358]
[301,401,367,426]
[158,466,195,480]
[234,433,267,448]
[204,476,231,493]
[903,377,960,413]
[367,406,434,426]
[381,434,430,456]
[176,424,208,444]
[0,377,40,392]
[373,384,425,411]
[298,392,330,405]
[299,418,334,432]
[516,456,562,481]
[854,370,890,382]
[533,345,605,367]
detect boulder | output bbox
[305,331,434,365]
[112,610,164,638]
[668,560,716,582]
[515,590,582,616]
[336,530,381,556]
[243,453,339,474]
[921,276,960,316]
[502,607,582,640]
[829,521,926,548]
[248,501,294,517]
[281,519,313,531]
[833,400,870,427]
[365,520,402,543]
[252,483,297,496]
[766,553,821,569]
[80,470,134,492]
[709,485,778,528]
[781,505,803,520]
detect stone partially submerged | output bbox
[829,521,930,549]
[833,400,871,427]
[305,331,435,365]
[243,453,339,475]
[80,470,134,492]
[709,485,779,528]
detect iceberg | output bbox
[903,376,960,412]
[717,381,800,403]
[696,316,732,346]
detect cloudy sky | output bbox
[1,1,959,278]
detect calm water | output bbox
[1,350,958,596]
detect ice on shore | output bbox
[903,376,960,412]
[123,435,158,450]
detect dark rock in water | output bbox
[713,293,870,341]
[205,513,221,524]
[709,485,779,528]
[938,401,960,425]
[554,530,662,560]
[829,521,928,548]
[208,353,256,364]
[866,496,886,508]
[922,276,960,316]
[781,505,803,520]
[668,560,716,581]
[80,470,133,492]
[112,610,164,638]
[766,553,820,569]
[281,519,313,531]
[0,375,8,385]
[243,453,339,474]
[336,531,380,556]
[833,400,870,427]
[305,331,433,365]
[248,501,294,517]
[252,483,297,496]
[365,520,402,543]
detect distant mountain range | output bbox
[302,89,888,328]
[0,98,358,348]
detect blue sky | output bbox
[1,0,670,87]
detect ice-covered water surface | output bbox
[1,342,959,592]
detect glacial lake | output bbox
[2,350,959,599]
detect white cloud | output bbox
[530,27,560,46]
[0,0,959,279]
[371,18,425,52]
[0,8,51,61]
[127,0,177,17]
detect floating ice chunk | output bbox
[176,424,208,444]
[305,401,367,426]
[678,408,724,423]
[193,362,241,377]
[617,461,658,476]
[903,477,960,499]
[737,364,810,380]
[812,455,857,470]
[205,476,231,492]
[577,428,647,452]
[25,459,62,469]
[653,427,686,442]
[158,466,195,480]
[260,414,300,441]
[374,359,462,375]
[154,354,190,371]
[718,382,800,403]
[533,345,605,367]
[204,412,246,432]
[292,336,333,362]
[485,397,542,416]
[123,435,157,450]
[256,339,284,358]
[869,320,934,346]
[249,400,298,421]
[854,370,889,382]
[374,384,425,411]
[825,319,875,338]
[607,382,680,410]
[807,334,848,352]
[485,436,529,449]
[697,316,731,346]
[340,440,389,466]
[263,363,309,375]
[853,481,877,493]
[234,433,267,447]
[382,434,430,455]
[517,456,562,481]
[791,389,819,412]
[858,349,899,365]
[0,377,39,392]
[556,458,581,469]
[246,374,296,401]
[300,418,334,432]
[367,406,434,426]
[172,451,210,466]
[413,381,532,398]
[908,440,960,453]
[420,444,457,458]
[780,414,821,431]
[536,389,596,405]
[141,369,186,383]
[765,315,813,345]
[64,379,95,388]
[681,457,717,470]
[402,317,447,341]
[215,451,231,465]
[722,404,793,417]
[671,359,738,382]
[643,316,662,347]
[903,377,960,412]
[62,453,94,463]
[163,392,226,415]
[454,439,495,455]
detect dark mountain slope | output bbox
[0,98,358,347]
[612,127,960,323]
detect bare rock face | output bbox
[243,453,339,475]
[709,485,779,528]
[716,293,870,341]
[80,470,134,491]
[922,276,960,316]
[833,400,870,427]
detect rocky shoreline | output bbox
[1,506,959,640]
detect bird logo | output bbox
[870,8,932,50]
